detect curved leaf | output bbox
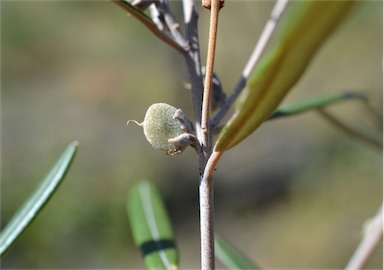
[214,1,356,152]
[0,141,79,257]
[215,234,260,270]
[127,181,178,270]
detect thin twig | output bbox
[345,204,383,270]
[112,0,185,53]
[318,109,383,153]
[211,0,288,127]
[202,0,221,147]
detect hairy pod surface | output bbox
[143,103,185,152]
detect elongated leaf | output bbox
[269,92,365,120]
[127,181,178,270]
[0,141,79,257]
[215,1,356,152]
[215,235,260,270]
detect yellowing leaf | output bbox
[214,1,357,152]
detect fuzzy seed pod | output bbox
[128,103,187,154]
[143,103,185,152]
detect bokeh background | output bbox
[1,1,382,269]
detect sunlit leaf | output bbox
[127,181,179,270]
[0,141,79,257]
[214,1,357,152]
[215,234,260,270]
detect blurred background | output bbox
[1,1,382,269]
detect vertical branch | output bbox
[182,0,208,176]
[201,0,221,147]
[183,1,224,269]
[182,0,204,144]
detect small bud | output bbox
[202,0,225,10]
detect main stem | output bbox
[200,151,223,270]
[200,1,221,269]
[199,173,215,270]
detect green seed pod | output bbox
[128,103,185,153]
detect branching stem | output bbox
[199,1,222,269]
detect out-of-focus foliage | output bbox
[215,234,259,269]
[1,1,382,269]
[0,142,78,256]
[128,181,179,270]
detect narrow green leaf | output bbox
[127,181,179,270]
[0,141,79,257]
[215,235,260,270]
[215,1,357,152]
[269,92,366,120]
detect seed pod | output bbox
[128,103,186,153]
